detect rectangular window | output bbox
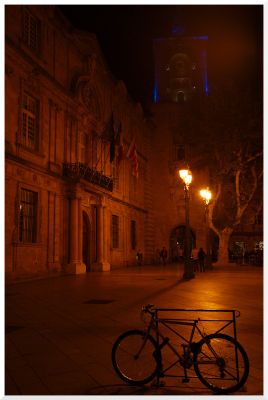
[111,214,119,249]
[21,93,39,150]
[23,9,41,53]
[19,188,38,243]
[131,220,136,250]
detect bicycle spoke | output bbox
[194,334,249,394]
[112,330,159,385]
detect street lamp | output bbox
[179,168,195,280]
[200,187,213,270]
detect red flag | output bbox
[127,137,138,177]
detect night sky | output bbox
[58,5,263,108]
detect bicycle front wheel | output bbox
[111,329,160,385]
[194,333,249,394]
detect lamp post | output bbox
[200,187,212,270]
[179,169,195,280]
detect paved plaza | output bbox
[5,263,263,396]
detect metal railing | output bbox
[63,162,113,192]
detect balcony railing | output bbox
[63,162,113,192]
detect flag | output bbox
[116,122,124,168]
[127,137,138,177]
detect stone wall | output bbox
[5,5,154,277]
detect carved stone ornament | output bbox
[76,76,101,121]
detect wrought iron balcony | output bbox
[63,162,113,192]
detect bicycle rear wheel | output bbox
[111,329,160,385]
[193,333,249,394]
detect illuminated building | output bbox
[5,6,262,278]
[5,5,154,278]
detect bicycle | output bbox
[111,304,249,394]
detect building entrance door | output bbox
[82,211,90,271]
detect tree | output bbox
[196,83,262,263]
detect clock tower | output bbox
[153,35,209,103]
[150,33,210,261]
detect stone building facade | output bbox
[5,5,155,278]
[5,6,262,279]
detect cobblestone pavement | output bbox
[5,263,263,396]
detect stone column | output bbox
[48,192,61,272]
[78,198,84,268]
[70,197,78,262]
[48,100,61,174]
[47,191,54,268]
[66,196,86,274]
[97,204,104,264]
[102,205,111,270]
[54,194,61,268]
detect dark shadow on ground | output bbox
[84,382,212,395]
[117,276,190,314]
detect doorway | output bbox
[82,211,90,271]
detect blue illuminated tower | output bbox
[153,34,209,103]
[150,29,211,266]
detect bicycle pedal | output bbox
[182,378,190,383]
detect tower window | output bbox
[175,145,185,161]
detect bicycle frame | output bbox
[142,307,241,385]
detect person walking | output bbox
[192,248,199,272]
[198,247,206,272]
[136,250,143,266]
[160,246,168,265]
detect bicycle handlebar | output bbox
[141,304,155,313]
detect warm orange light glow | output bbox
[179,169,192,188]
[179,169,189,180]
[200,187,212,205]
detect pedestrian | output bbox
[160,246,168,265]
[198,247,206,272]
[192,248,199,272]
[136,250,143,266]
